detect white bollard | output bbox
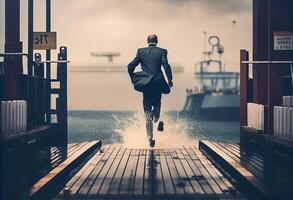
[274,106,278,135]
[19,101,23,132]
[23,101,27,132]
[255,104,260,130]
[260,105,264,131]
[279,106,284,136]
[4,101,9,136]
[277,107,281,136]
[247,103,251,127]
[1,101,6,135]
[282,107,287,137]
[12,100,18,134]
[16,100,21,132]
[255,104,258,130]
[8,101,14,134]
[287,108,292,139]
[251,103,254,129]
[284,107,290,138]
[290,108,293,139]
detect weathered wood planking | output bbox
[55,145,245,200]
[29,140,102,199]
[199,140,269,200]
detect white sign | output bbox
[33,32,57,50]
[274,31,293,50]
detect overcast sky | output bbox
[0,0,252,111]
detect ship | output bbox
[182,35,240,121]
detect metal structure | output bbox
[240,0,293,134]
[1,0,68,145]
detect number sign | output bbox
[33,32,57,50]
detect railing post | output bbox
[240,49,249,127]
[56,46,68,146]
[34,53,46,125]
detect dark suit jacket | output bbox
[127,44,173,94]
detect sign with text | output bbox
[33,32,57,50]
[274,31,293,50]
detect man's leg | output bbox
[152,92,162,122]
[143,92,153,140]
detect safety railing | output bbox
[0,47,68,143]
[240,49,293,139]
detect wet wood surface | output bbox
[29,141,101,198]
[54,145,245,200]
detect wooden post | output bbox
[240,50,249,127]
[4,0,23,100]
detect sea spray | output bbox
[116,112,195,148]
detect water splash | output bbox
[115,112,195,149]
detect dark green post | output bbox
[46,0,51,124]
[57,46,68,146]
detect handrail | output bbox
[34,60,70,64]
[0,53,28,57]
[242,61,293,64]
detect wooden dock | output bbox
[29,141,102,199]
[50,145,245,200]
[199,140,293,200]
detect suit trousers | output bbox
[143,81,162,138]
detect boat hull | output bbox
[182,93,240,121]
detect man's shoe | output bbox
[149,139,155,148]
[154,118,159,123]
[157,121,164,132]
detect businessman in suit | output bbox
[128,34,173,147]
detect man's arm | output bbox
[162,49,173,85]
[127,49,140,79]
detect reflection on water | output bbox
[68,110,240,147]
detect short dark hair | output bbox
[147,34,158,44]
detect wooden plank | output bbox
[153,149,165,194]
[61,145,111,196]
[164,149,184,194]
[199,140,269,198]
[143,149,165,195]
[68,142,87,157]
[182,146,214,195]
[190,146,232,194]
[211,142,266,181]
[159,149,175,195]
[98,148,127,195]
[170,148,195,194]
[108,149,131,195]
[187,146,223,194]
[88,145,123,195]
[133,149,146,195]
[29,141,101,198]
[119,149,141,195]
[174,148,205,194]
[77,145,117,195]
[215,143,263,179]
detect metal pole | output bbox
[28,0,34,76]
[46,0,51,124]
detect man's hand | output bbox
[168,80,173,88]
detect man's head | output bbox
[147,34,158,44]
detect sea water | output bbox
[68,110,240,148]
